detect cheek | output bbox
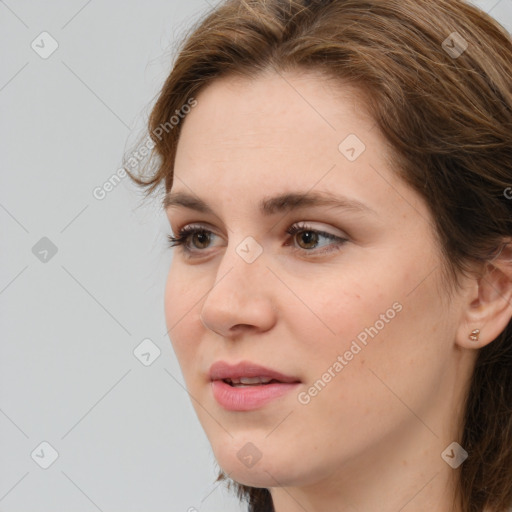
[164,265,183,328]
[285,259,447,404]
[164,265,203,371]
[281,268,393,344]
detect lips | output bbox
[209,361,302,411]
[209,361,301,385]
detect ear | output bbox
[456,241,512,349]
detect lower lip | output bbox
[211,380,301,411]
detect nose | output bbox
[199,245,277,338]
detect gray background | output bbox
[1,1,510,511]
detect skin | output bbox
[163,69,512,511]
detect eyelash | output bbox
[166,222,348,257]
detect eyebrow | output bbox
[163,190,376,216]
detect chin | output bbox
[212,440,321,489]
[228,467,279,488]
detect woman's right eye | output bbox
[167,226,218,252]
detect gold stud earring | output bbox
[469,329,480,342]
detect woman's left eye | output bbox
[285,222,348,255]
[167,222,348,257]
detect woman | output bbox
[126,0,512,510]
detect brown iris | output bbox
[296,230,319,250]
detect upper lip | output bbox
[209,361,301,383]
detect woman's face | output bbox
[164,70,474,500]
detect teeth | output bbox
[228,376,274,385]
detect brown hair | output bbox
[126,1,512,510]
